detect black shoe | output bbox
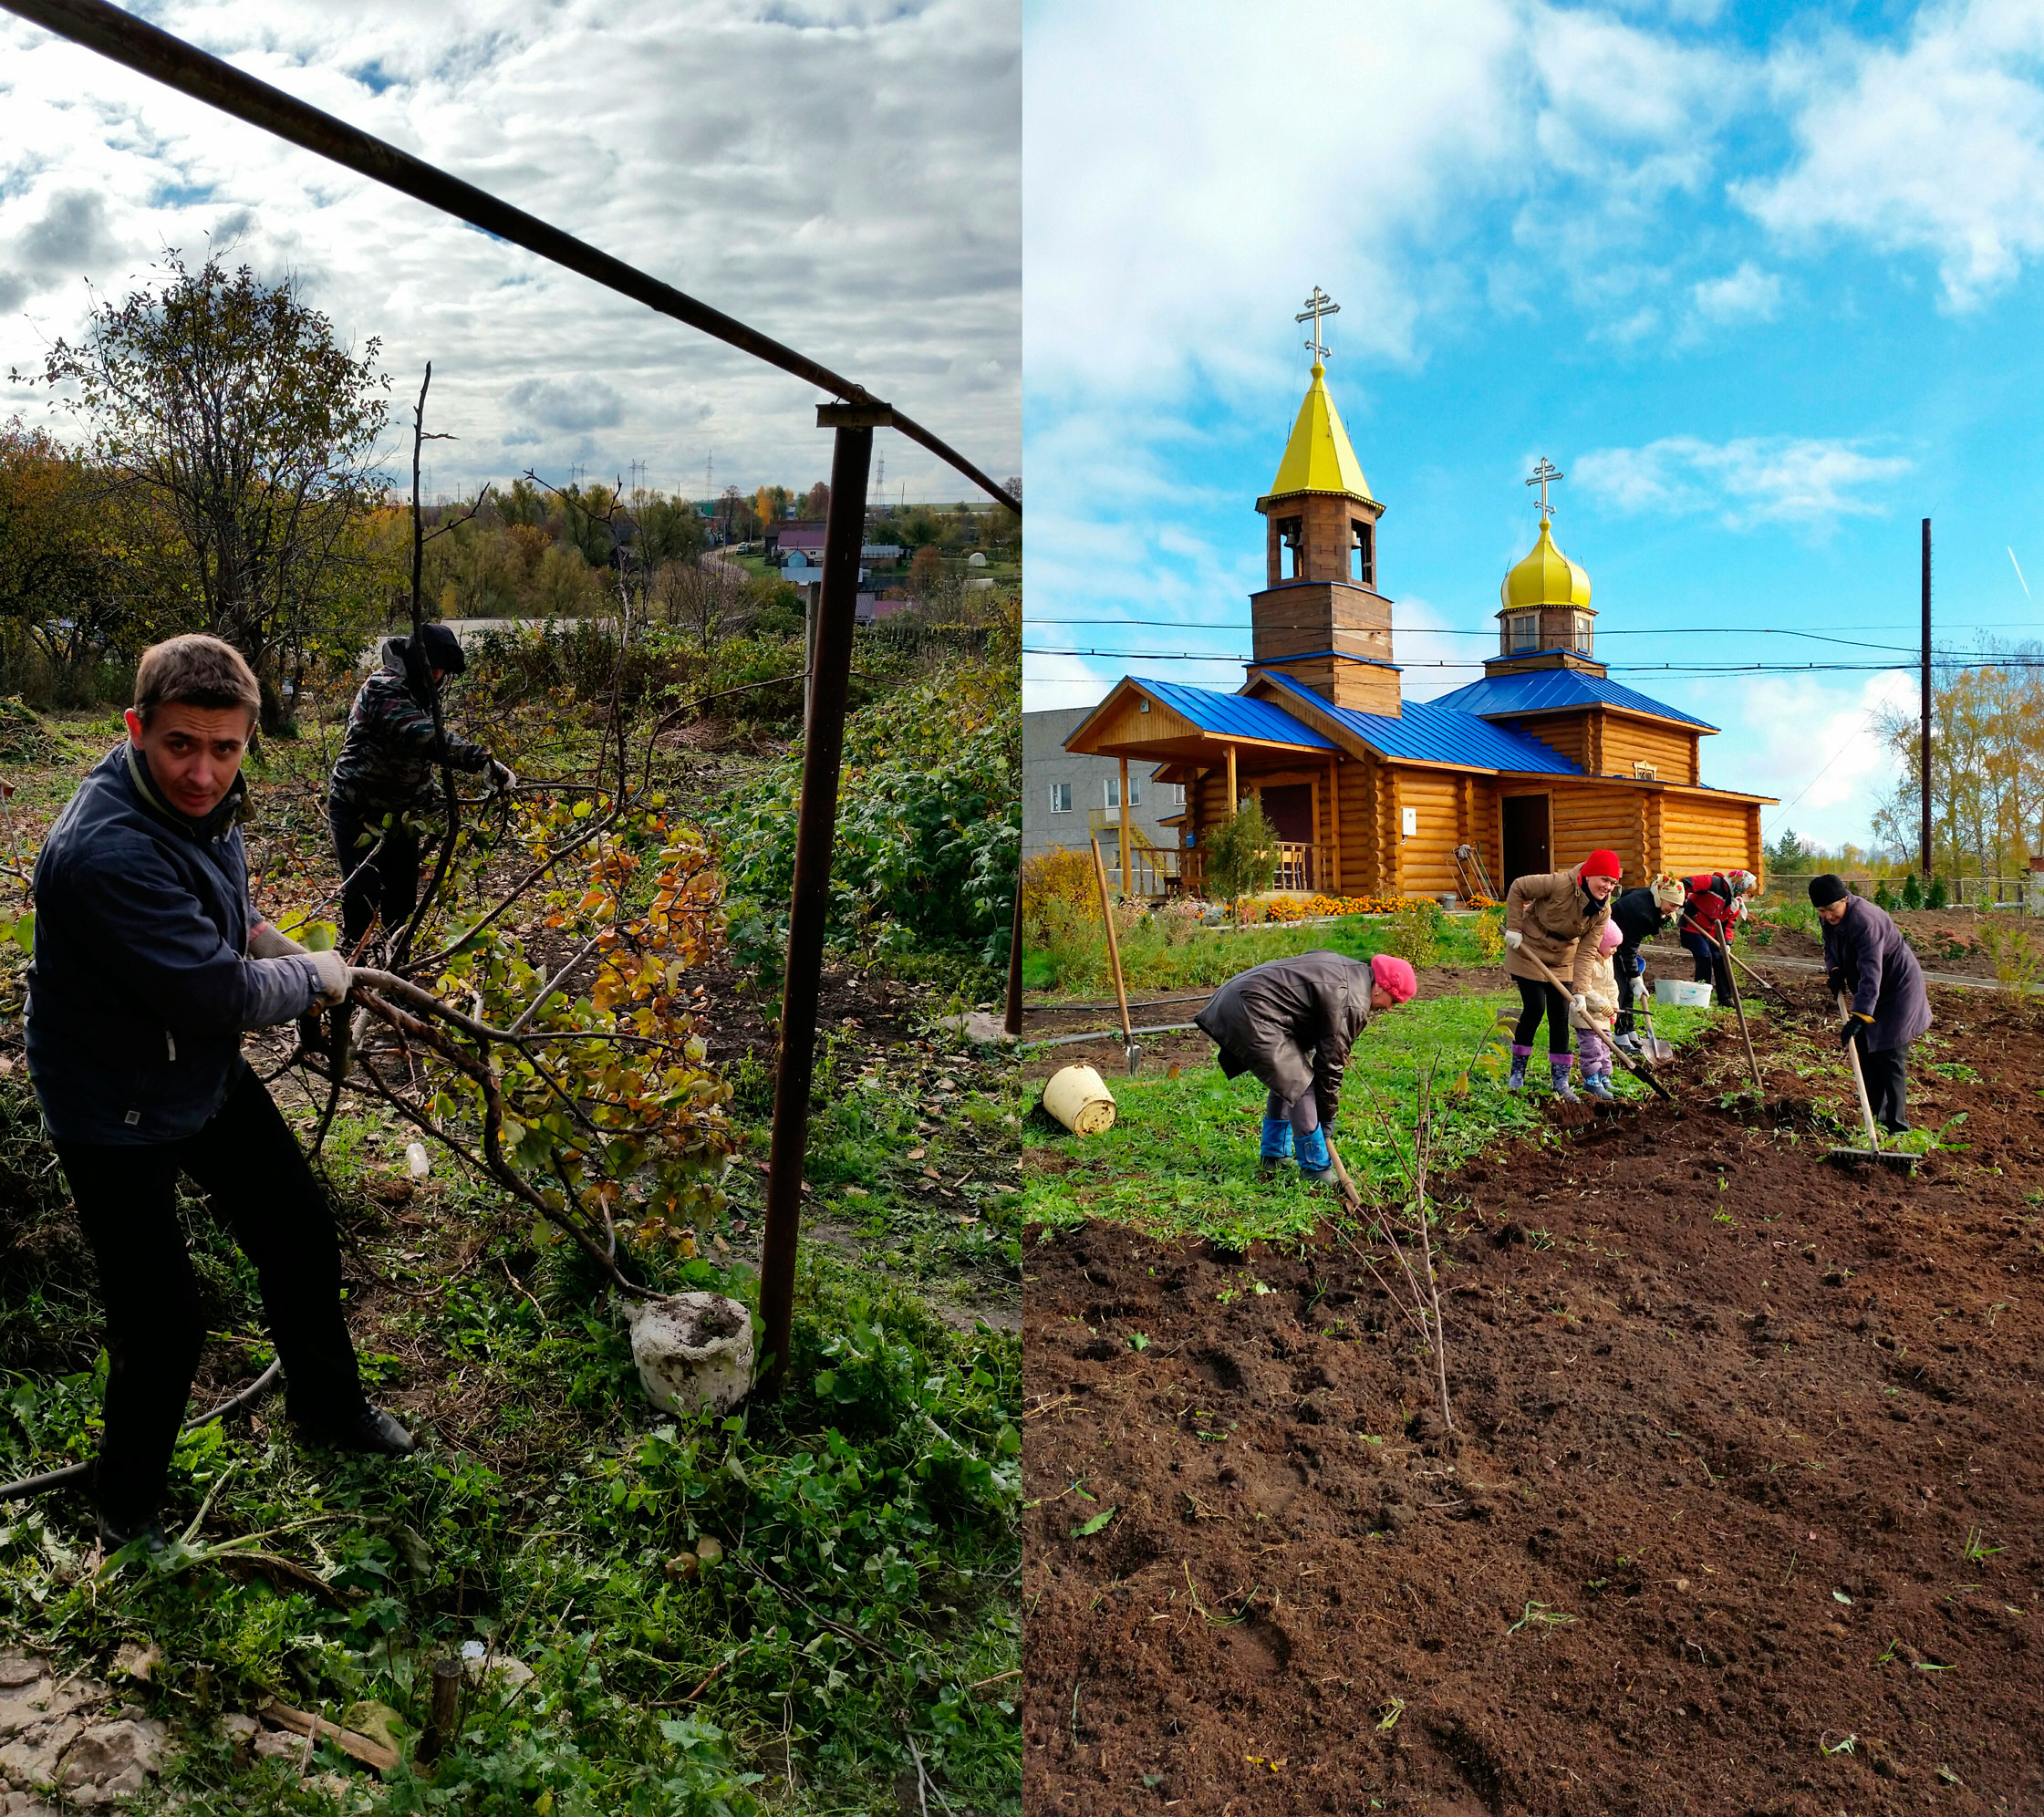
[97,1510,169,1555]
[299,1404,417,1457]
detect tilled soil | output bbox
[1022,992,2044,1814]
[1747,909,2013,984]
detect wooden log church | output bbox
[1064,306,1772,900]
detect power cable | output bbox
[1022,649,2044,673]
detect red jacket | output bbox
[1679,875,1738,943]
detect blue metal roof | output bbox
[1124,674,1336,748]
[1429,666,1718,731]
[1257,673,1582,774]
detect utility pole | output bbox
[1921,517,1933,880]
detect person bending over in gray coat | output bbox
[1810,873,1932,1134]
[1194,950,1417,1183]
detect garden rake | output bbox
[1827,992,1915,1173]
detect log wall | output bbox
[1600,716,1700,785]
[1660,793,1759,877]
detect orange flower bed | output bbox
[1261,893,1477,921]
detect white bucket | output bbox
[1043,1064,1116,1135]
[1655,979,1714,1008]
[626,1293,755,1415]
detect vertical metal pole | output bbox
[1921,517,1933,880]
[1003,877,1022,1039]
[1118,756,1133,899]
[757,408,879,1399]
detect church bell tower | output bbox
[1250,287,1400,717]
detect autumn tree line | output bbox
[0,254,1019,730]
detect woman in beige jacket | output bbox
[1503,848,1621,1100]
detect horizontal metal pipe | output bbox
[1,0,1018,514]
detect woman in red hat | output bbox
[1502,849,1621,1101]
[1677,869,1753,1006]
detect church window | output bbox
[1277,515,1303,578]
[1573,613,1593,654]
[1507,613,1538,653]
[1350,519,1375,587]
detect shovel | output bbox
[1519,947,1673,1101]
[1827,992,1915,1173]
[1089,834,1142,1075]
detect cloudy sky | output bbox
[1024,0,2044,854]
[1,0,1019,506]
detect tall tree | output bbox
[1873,645,2044,883]
[18,254,389,729]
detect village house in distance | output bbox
[1064,293,1775,899]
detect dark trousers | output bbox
[1263,1085,1321,1135]
[1682,929,1733,1003]
[1513,976,1572,1057]
[55,1066,365,1525]
[1859,1043,1910,1133]
[1614,946,1643,1033]
[331,805,420,950]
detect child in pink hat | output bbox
[1572,919,1624,1101]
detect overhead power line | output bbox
[1022,619,2044,651]
[1022,648,2044,675]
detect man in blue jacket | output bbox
[1809,873,1932,1134]
[27,635,416,1553]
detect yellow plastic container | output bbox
[1043,1064,1116,1136]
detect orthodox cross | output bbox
[1526,456,1563,521]
[1295,286,1340,363]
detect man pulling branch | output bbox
[26,636,416,1554]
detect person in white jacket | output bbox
[1572,918,1624,1101]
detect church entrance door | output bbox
[1259,784,1316,892]
[1502,794,1551,888]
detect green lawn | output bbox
[1024,992,1722,1250]
[1023,907,1502,999]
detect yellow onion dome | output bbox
[1500,519,1591,610]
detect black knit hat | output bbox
[1808,873,1849,908]
[412,622,465,675]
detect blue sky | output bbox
[1,2,1017,505]
[1022,0,2044,853]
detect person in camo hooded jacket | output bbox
[327,623,514,949]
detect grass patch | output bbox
[1024,994,1723,1249]
[1026,908,1500,1001]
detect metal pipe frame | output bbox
[757,408,878,1396]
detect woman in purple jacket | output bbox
[1809,873,1932,1134]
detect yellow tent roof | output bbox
[1267,363,1374,501]
[1499,519,1592,611]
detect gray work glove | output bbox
[1503,929,1523,950]
[306,948,352,1008]
[1570,992,1588,1017]
[248,921,307,960]
[488,759,517,794]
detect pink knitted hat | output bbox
[1371,952,1417,1003]
[1599,918,1624,955]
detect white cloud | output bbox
[1574,433,1911,527]
[1688,259,1780,324]
[1699,669,1917,846]
[1023,0,1527,404]
[1739,0,2044,308]
[0,0,1017,498]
